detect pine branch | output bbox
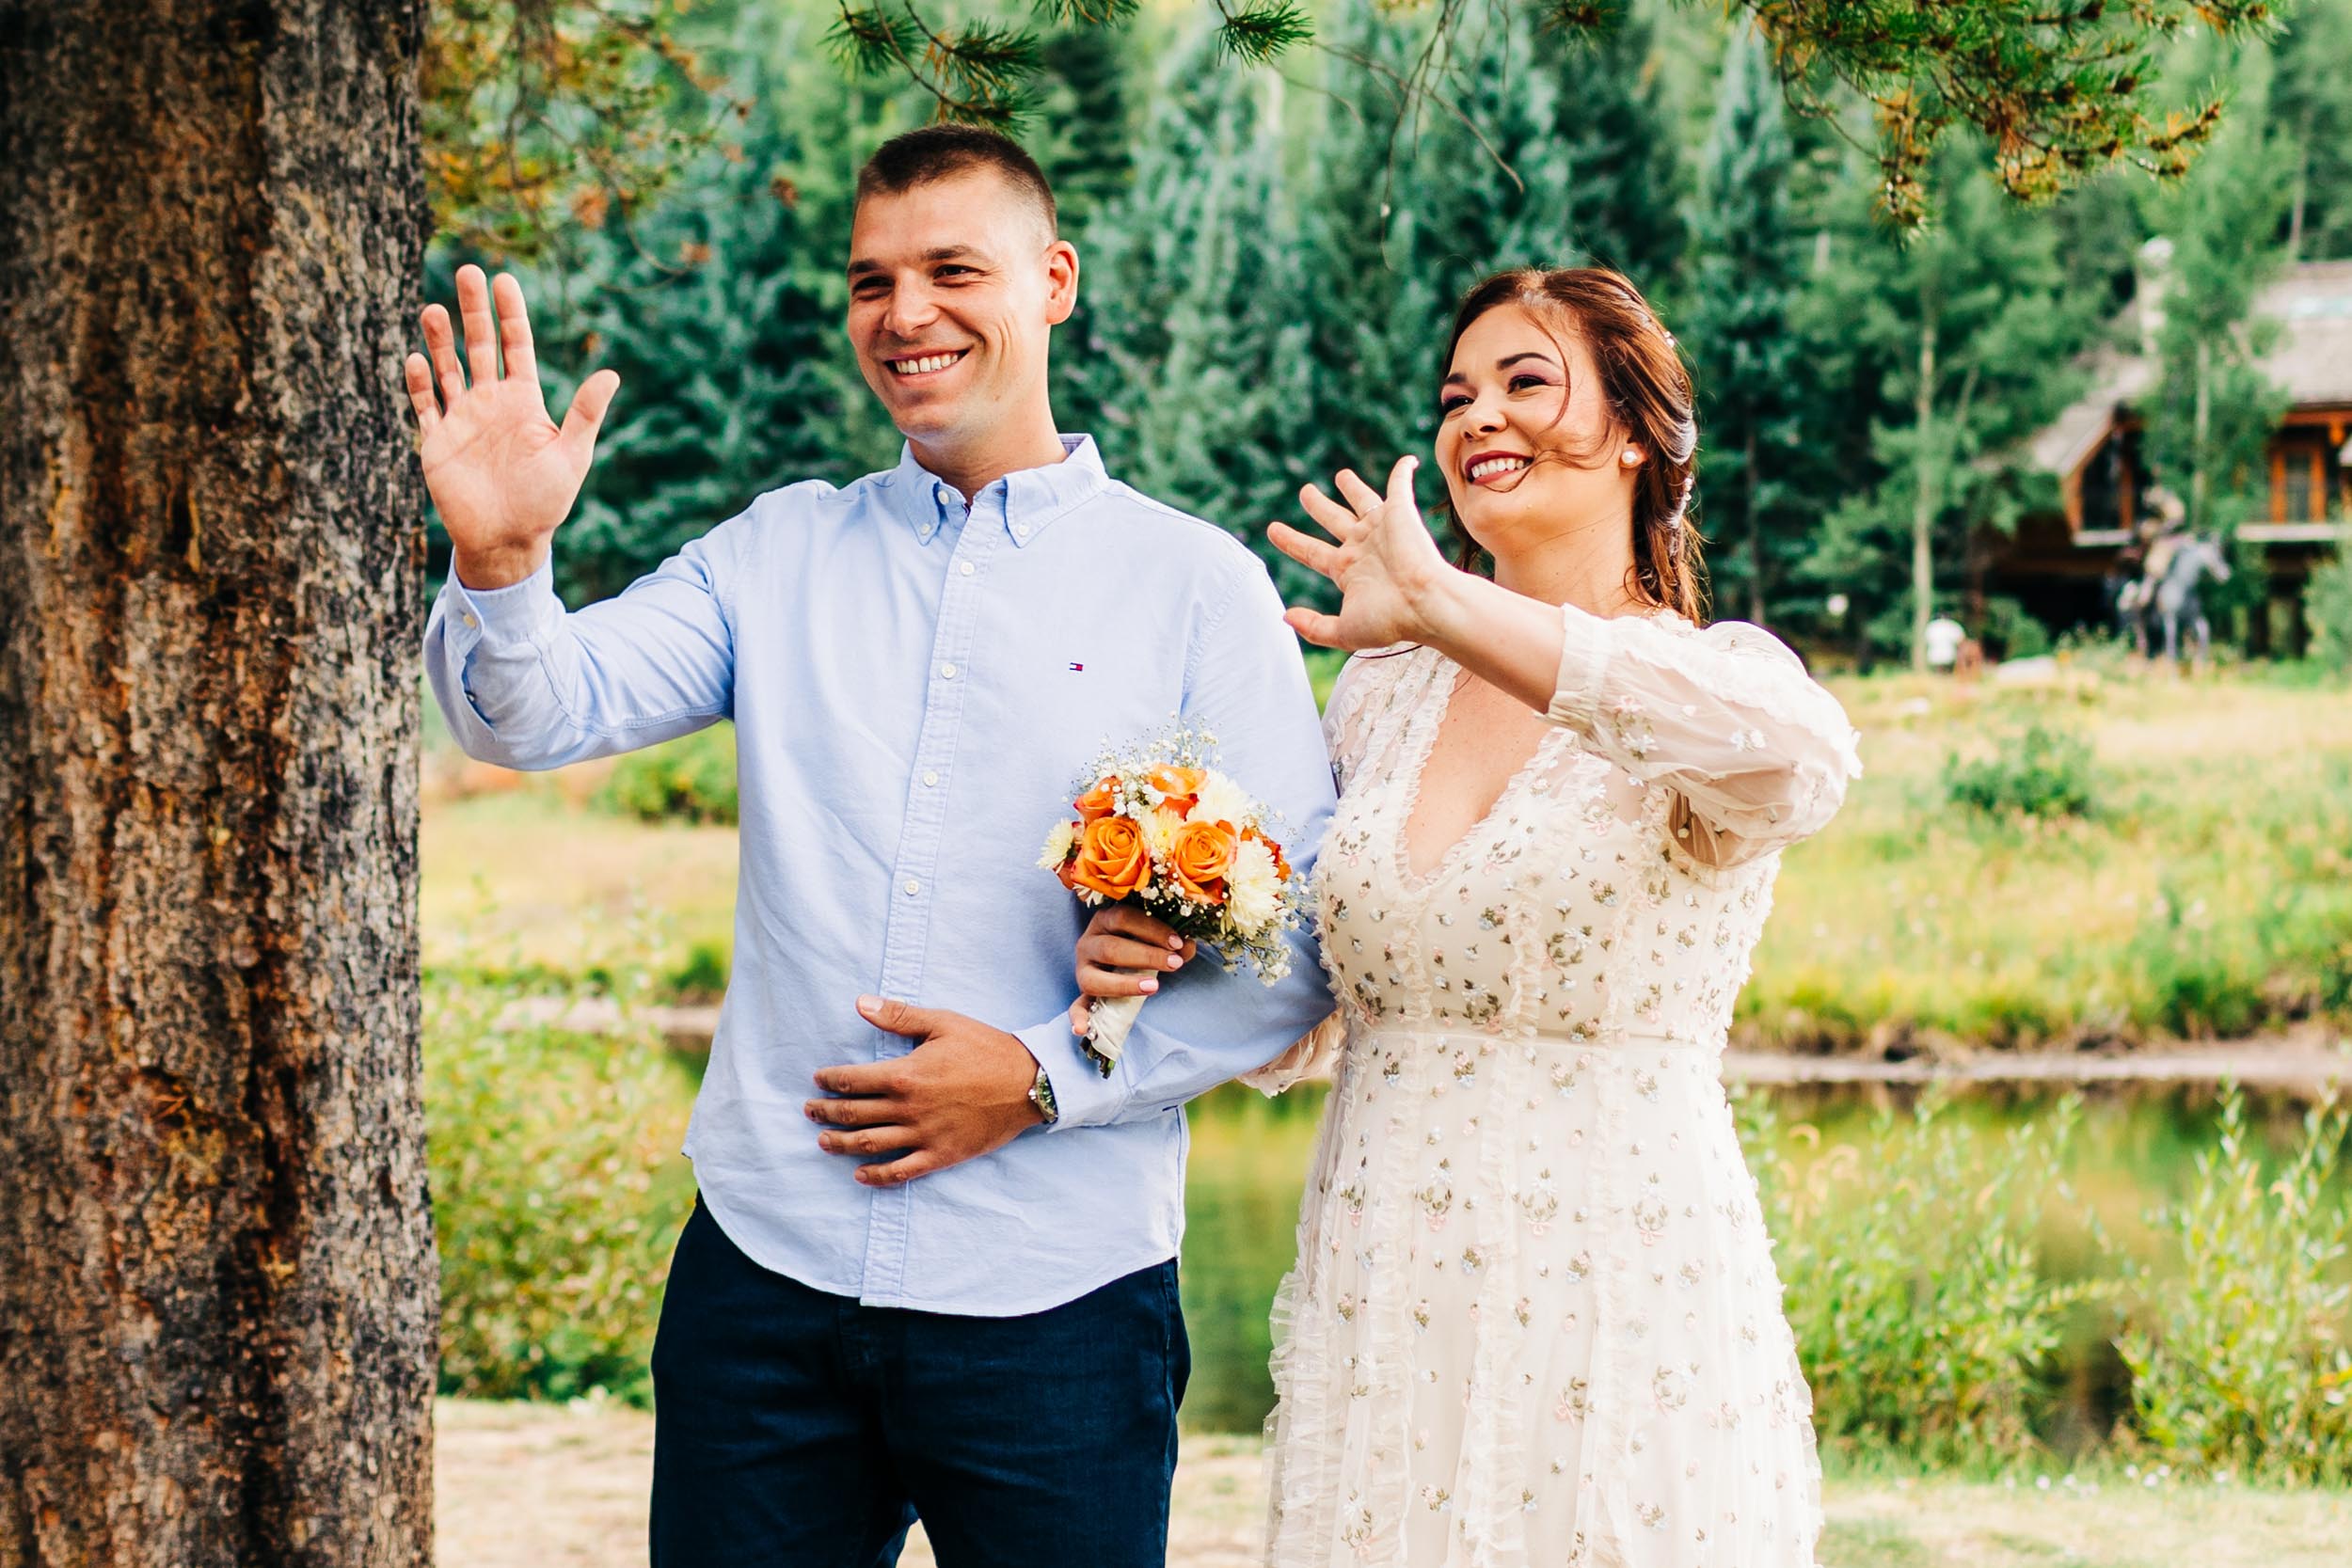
[1214,1,1314,65]
[1030,0,1141,26]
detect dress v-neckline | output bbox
[1391,650,1568,892]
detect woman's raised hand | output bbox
[402,264,621,589]
[1268,455,1454,651]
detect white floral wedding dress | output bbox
[1250,608,1862,1568]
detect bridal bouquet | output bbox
[1039,725,1304,1075]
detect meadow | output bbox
[419,657,2352,1490]
[425,655,2352,1056]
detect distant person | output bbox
[1924,613,1967,669]
[403,126,1337,1567]
[1068,268,1862,1565]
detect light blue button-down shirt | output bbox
[425,436,1338,1314]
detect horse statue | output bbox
[2117,533,2232,668]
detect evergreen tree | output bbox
[1534,10,1685,285]
[1038,21,1140,439]
[513,8,918,604]
[1287,3,1449,546]
[1799,144,2094,666]
[2274,0,2352,261]
[2138,43,2294,541]
[1076,24,1306,582]
[1681,21,1803,626]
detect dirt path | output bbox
[436,1401,2352,1568]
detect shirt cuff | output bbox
[1543,603,1613,726]
[1013,1014,1128,1131]
[441,557,563,657]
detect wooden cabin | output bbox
[1991,253,2352,654]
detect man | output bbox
[405,127,1336,1566]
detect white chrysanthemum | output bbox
[1225,837,1281,934]
[1189,771,1256,832]
[1037,818,1077,870]
[1139,804,1185,860]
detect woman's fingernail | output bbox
[1167,936,1184,950]
[1166,954,1183,970]
[1141,977,1159,994]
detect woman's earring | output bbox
[1619,448,1643,467]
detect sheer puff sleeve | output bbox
[1545,609,1862,867]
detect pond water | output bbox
[1175,1075,2348,1435]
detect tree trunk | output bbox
[0,6,436,1567]
[1911,316,1939,672]
[2191,338,2213,533]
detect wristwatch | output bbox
[1027,1061,1060,1125]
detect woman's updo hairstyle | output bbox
[1438,266,1706,623]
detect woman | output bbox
[1073,267,1860,1566]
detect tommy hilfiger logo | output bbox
[1068,662,1085,672]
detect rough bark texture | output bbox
[0,5,436,1565]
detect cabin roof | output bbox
[2030,259,2352,482]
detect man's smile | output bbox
[883,347,972,380]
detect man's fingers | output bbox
[810,1056,901,1098]
[856,1148,946,1188]
[1076,963,1163,1000]
[421,304,468,406]
[403,354,440,436]
[855,993,954,1041]
[1069,997,1092,1036]
[1296,483,1359,540]
[1333,467,1384,515]
[803,1093,898,1128]
[492,271,538,385]
[455,263,501,385]
[559,369,621,463]
[1268,520,1342,580]
[1285,606,1347,648]
[817,1123,921,1157]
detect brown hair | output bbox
[856,124,1058,240]
[1438,267,1707,623]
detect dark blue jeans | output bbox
[648,1198,1190,1568]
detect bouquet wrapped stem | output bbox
[1040,725,1304,1077]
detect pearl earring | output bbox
[1619,449,1643,467]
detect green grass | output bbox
[424,661,2352,1046]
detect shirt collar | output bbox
[884,435,1111,548]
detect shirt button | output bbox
[903,879,921,896]
[922,770,940,787]
[1013,525,1030,540]
[462,613,479,629]
[959,561,975,577]
[940,663,958,679]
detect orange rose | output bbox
[1070,816,1152,901]
[1169,817,1238,904]
[1147,766,1204,816]
[1245,825,1291,882]
[1074,777,1120,823]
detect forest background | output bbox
[423,0,2352,667]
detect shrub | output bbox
[1944,721,2097,820]
[1741,1087,2116,1467]
[666,938,730,1001]
[598,724,739,824]
[2114,1085,2352,1483]
[2304,549,2352,675]
[426,970,695,1404]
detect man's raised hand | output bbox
[402,264,620,590]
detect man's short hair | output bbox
[855,124,1058,240]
